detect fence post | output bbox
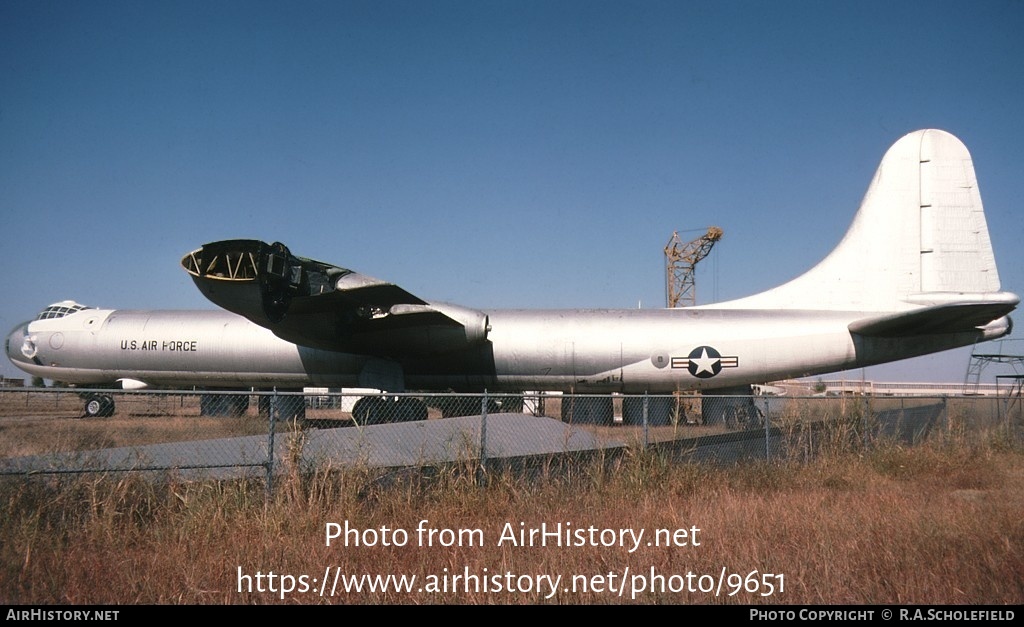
[995,393,1004,439]
[862,394,870,451]
[642,393,649,448]
[764,395,770,462]
[266,390,277,503]
[479,390,488,485]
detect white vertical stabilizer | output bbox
[712,129,1002,312]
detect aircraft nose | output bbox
[5,321,34,367]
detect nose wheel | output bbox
[83,394,115,417]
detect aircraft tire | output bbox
[352,397,428,424]
[352,397,386,425]
[438,396,497,418]
[84,397,102,417]
[394,398,428,422]
[84,394,115,418]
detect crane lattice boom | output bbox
[665,226,723,308]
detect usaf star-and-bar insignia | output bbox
[671,345,739,378]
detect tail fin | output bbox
[715,129,1010,312]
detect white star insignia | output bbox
[690,348,719,375]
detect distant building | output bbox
[782,379,1003,397]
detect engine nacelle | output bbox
[427,302,490,345]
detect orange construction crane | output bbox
[665,226,723,308]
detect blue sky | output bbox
[2,0,1022,383]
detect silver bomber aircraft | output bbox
[6,129,1019,419]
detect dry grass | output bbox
[0,413,280,458]
[0,392,742,459]
[0,391,327,457]
[1,431,1021,604]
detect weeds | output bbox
[1,393,1022,604]
[2,432,1021,604]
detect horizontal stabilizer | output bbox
[849,299,1017,337]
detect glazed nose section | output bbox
[6,322,34,367]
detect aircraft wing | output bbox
[849,297,1018,337]
[182,240,489,355]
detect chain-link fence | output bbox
[1,388,1020,488]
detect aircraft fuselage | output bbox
[6,305,1008,393]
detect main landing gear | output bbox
[82,393,115,417]
[350,396,428,425]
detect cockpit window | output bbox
[36,301,92,320]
